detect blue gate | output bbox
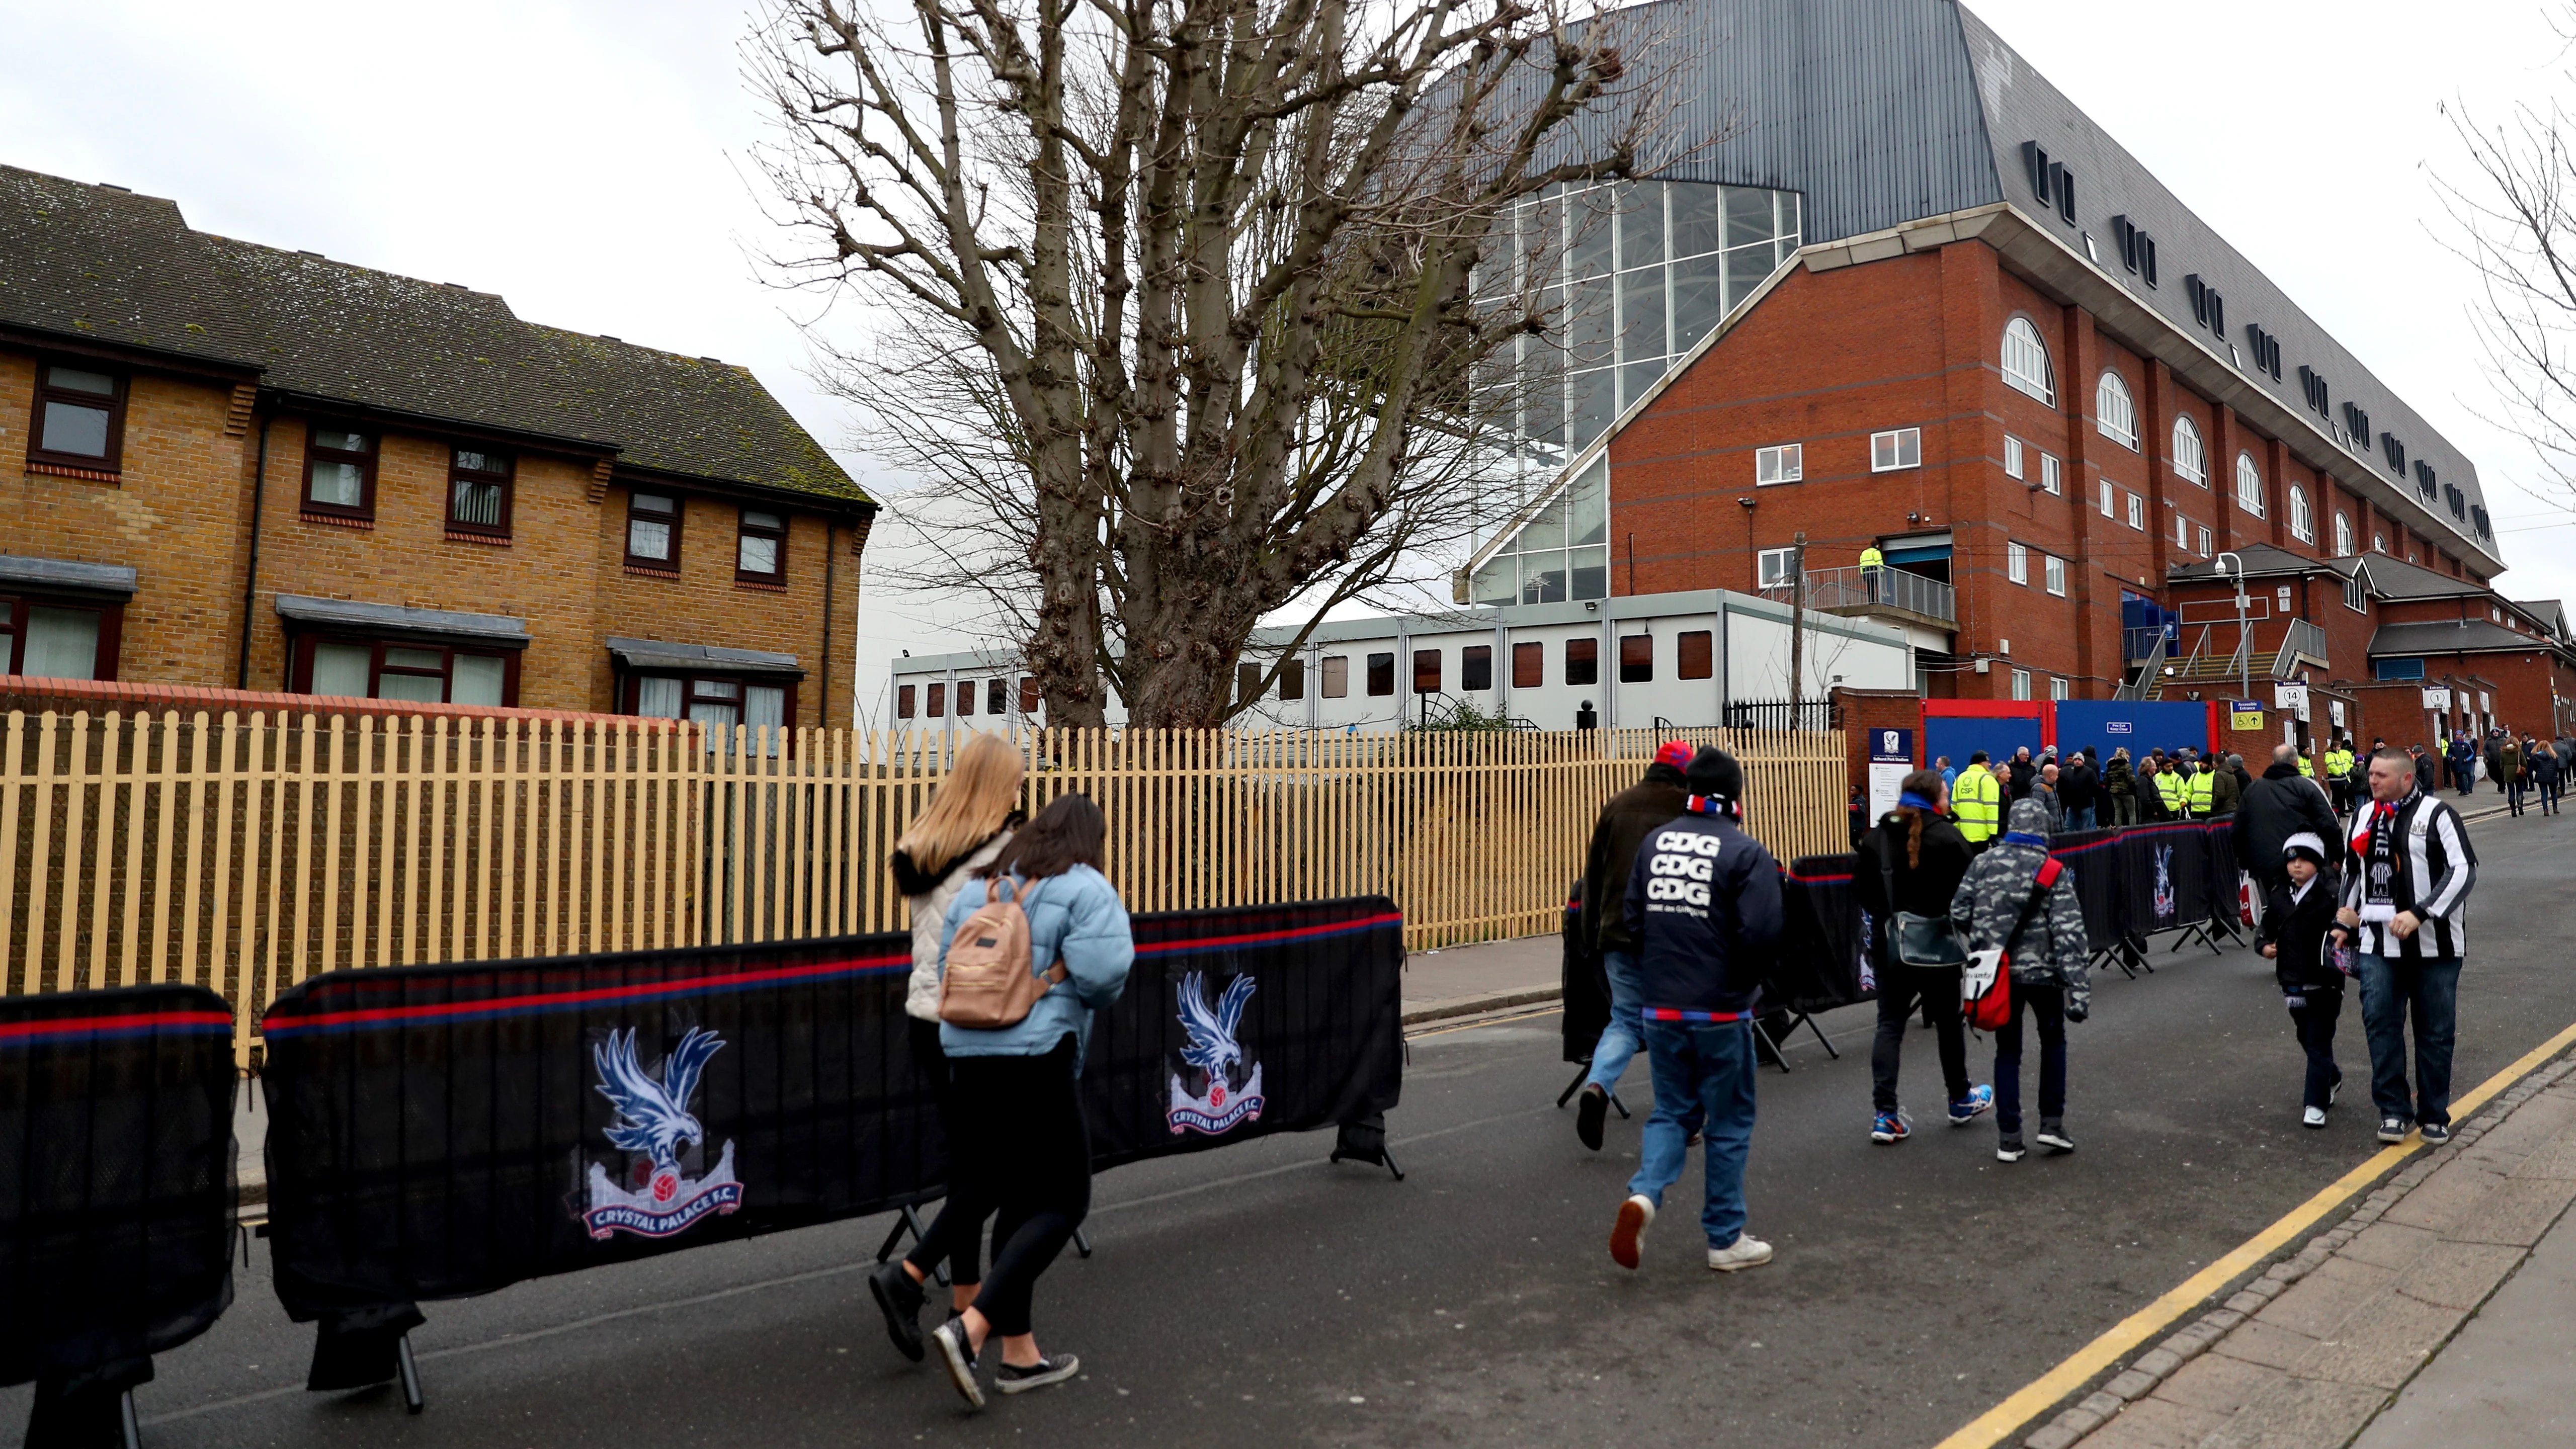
[2054,700,2210,763]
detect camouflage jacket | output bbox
[1948,800,2092,1015]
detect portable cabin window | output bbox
[1278,659,1305,701]
[1618,634,1653,683]
[446,447,514,537]
[986,677,1009,714]
[1019,676,1042,714]
[29,363,126,472]
[956,678,977,715]
[1366,652,1395,696]
[1513,640,1544,688]
[302,426,377,519]
[1412,649,1442,693]
[1678,630,1713,679]
[925,681,947,716]
[626,491,680,570]
[1461,644,1493,691]
[1237,663,1264,705]
[1564,637,1599,686]
[297,636,516,707]
[737,509,787,583]
[1321,655,1350,698]
[0,594,124,681]
[897,684,917,719]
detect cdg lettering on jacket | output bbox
[1643,832,1722,908]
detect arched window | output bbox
[2002,317,2055,404]
[2333,511,2353,556]
[2289,484,2313,542]
[2095,370,2138,449]
[2235,451,2265,517]
[2172,414,2206,484]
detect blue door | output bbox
[1924,714,2043,772]
[2055,700,2209,763]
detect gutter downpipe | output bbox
[235,411,271,689]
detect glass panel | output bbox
[1779,191,1801,240]
[1616,182,1664,270]
[1566,278,1612,366]
[1618,267,1666,363]
[1672,183,1726,259]
[739,536,780,574]
[377,672,445,704]
[1672,254,1724,352]
[1321,655,1349,698]
[631,491,673,515]
[385,647,445,669]
[1516,498,1565,552]
[311,642,371,698]
[628,518,672,561]
[1724,242,1771,314]
[957,680,976,715]
[1570,545,1608,600]
[696,678,741,700]
[1724,186,1775,248]
[1520,550,1568,604]
[46,365,116,396]
[311,460,365,506]
[637,676,684,718]
[40,400,111,457]
[454,449,492,472]
[1568,369,1612,448]
[1520,337,1562,444]
[21,607,100,680]
[313,429,368,453]
[451,654,506,707]
[1470,558,1517,606]
[743,510,783,531]
[688,701,741,728]
[987,678,1008,714]
[1619,360,1664,413]
[1567,459,1607,545]
[1568,186,1613,279]
[1366,653,1395,696]
[451,478,503,526]
[746,685,786,728]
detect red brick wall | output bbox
[1832,686,1921,791]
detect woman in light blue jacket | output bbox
[918,793,1132,1409]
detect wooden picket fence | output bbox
[0,710,1845,1063]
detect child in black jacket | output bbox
[2257,833,2348,1127]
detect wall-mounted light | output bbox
[1738,496,1757,509]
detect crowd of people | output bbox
[1577,728,2486,1276]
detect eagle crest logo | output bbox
[1168,971,1264,1135]
[581,1026,743,1239]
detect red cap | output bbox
[1655,739,1695,771]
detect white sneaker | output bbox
[1707,1233,1774,1272]
[1610,1194,1654,1270]
[2302,1106,2328,1129]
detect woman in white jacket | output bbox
[869,734,1022,1353]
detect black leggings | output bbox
[903,1017,985,1287]
[2289,987,2344,1112]
[942,1037,1091,1338]
[1872,964,1968,1114]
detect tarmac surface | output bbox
[14,800,2569,1448]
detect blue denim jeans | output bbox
[1627,1018,1759,1248]
[2358,953,2461,1127]
[1584,949,1645,1092]
[2064,806,2097,832]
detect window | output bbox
[897,684,916,719]
[2100,478,2116,519]
[2344,573,2368,613]
[987,677,1008,714]
[2233,452,2265,517]
[1679,630,1713,679]
[956,678,976,715]
[1755,444,1803,485]
[631,673,789,730]
[1413,649,1442,693]
[1237,663,1263,705]
[303,427,375,518]
[2010,667,2033,701]
[29,363,125,471]
[2049,675,2070,701]
[925,681,947,717]
[1462,645,1493,691]
[2001,317,2055,403]
[1366,652,1395,696]
[1564,637,1599,686]
[2044,554,2066,596]
[2374,657,2426,681]
[0,595,121,680]
[1321,655,1350,698]
[2040,453,2062,495]
[2289,484,2314,543]
[2004,436,2025,480]
[2373,532,2386,553]
[300,637,516,707]
[2172,414,2207,485]
[626,491,679,570]
[1870,428,1922,471]
[1279,660,1304,702]
[1756,546,1798,589]
[2007,542,2029,585]
[2176,514,2191,551]
[1512,640,1543,688]
[2127,491,2145,530]
[2095,371,2138,449]
[737,509,787,583]
[446,447,513,537]
[1619,634,1653,683]
[2198,525,2213,555]
[1465,446,1608,606]
[2333,511,2353,556]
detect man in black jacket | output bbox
[1607,747,1781,1275]
[1572,740,1694,1150]
[2234,744,2341,898]
[2006,746,2039,802]
[2059,749,2101,832]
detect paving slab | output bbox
[1400,931,1560,1022]
[2351,1191,2576,1448]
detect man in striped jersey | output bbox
[2338,747,2479,1146]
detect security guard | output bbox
[2185,757,2216,817]
[2156,757,2194,818]
[2323,737,2356,813]
[1859,542,1886,602]
[1953,749,2003,849]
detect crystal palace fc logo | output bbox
[2152,843,2177,922]
[582,1027,743,1239]
[1168,971,1264,1135]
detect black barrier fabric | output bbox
[1559,883,1609,1065]
[1779,857,1863,1014]
[0,984,236,1387]
[260,897,1402,1321]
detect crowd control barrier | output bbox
[1,984,238,1449]
[258,895,1404,1408]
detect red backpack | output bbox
[1963,859,2063,1033]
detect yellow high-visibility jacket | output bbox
[1954,763,2002,842]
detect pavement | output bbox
[20,794,2567,1449]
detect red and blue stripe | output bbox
[0,1009,233,1048]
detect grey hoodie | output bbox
[1949,798,2092,1016]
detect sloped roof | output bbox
[0,164,865,504]
[2514,599,2567,640]
[2368,618,2559,657]
[2347,552,2488,602]
[2165,544,2341,584]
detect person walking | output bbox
[1607,749,1780,1275]
[2104,747,2137,827]
[2207,753,2242,816]
[921,794,1134,1406]
[1854,769,1988,1145]
[2409,743,2438,797]
[2258,833,2347,1128]
[2445,732,2476,796]
[872,736,1027,1357]
[2484,729,2507,797]
[1953,750,2003,853]
[1572,740,1696,1150]
[1952,798,2090,1162]
[2503,735,2527,817]
[2339,748,2478,1146]
[2325,736,2357,818]
[2233,743,2340,900]
[2060,748,2100,832]
[2532,735,2564,816]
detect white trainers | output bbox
[1707,1233,1774,1272]
[2302,1106,2328,1129]
[1610,1194,1654,1270]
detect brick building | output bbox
[1457,0,2559,747]
[1,164,875,728]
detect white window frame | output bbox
[1756,546,1798,589]
[2010,667,2033,701]
[2199,524,2214,555]
[2289,484,2313,543]
[2333,511,2353,555]
[2176,513,2191,551]
[1755,443,1803,485]
[2344,573,2368,613]
[2007,541,2029,585]
[2235,451,2266,517]
[2095,370,2139,449]
[2044,554,2066,596]
[2173,414,2207,485]
[1870,427,1922,472]
[2127,491,2145,530]
[2004,435,2025,480]
[2040,453,2062,494]
[2002,317,2055,404]
[2100,478,2116,519]
[2049,674,2071,701]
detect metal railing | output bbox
[2274,618,2329,676]
[2117,628,2168,701]
[1761,566,1956,624]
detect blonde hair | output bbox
[894,734,1025,877]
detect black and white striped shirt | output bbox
[2339,789,2477,960]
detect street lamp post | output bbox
[2215,551,2252,702]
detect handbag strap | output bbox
[1998,860,2058,961]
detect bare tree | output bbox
[750,0,1683,726]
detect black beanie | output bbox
[1687,747,1744,803]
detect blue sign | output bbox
[1868,728,1914,764]
[2105,721,2133,735]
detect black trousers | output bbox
[944,1037,1092,1338]
[2287,987,2344,1112]
[1872,964,1967,1113]
[1992,983,2066,1136]
[903,1017,986,1287]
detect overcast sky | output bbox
[8,0,2573,721]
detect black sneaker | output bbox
[930,1317,984,1409]
[1996,1136,2026,1163]
[2420,1121,2452,1145]
[996,1353,1082,1395]
[2035,1123,2075,1155]
[2376,1116,2412,1144]
[1576,1083,1609,1152]
[868,1261,927,1362]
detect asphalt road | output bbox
[13,801,2569,1448]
